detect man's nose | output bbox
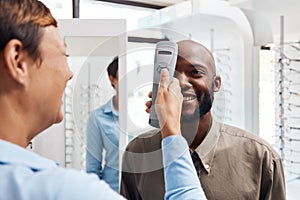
[174,71,191,89]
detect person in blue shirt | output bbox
[86,57,120,192]
[0,0,206,199]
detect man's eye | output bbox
[191,70,205,75]
[65,54,70,57]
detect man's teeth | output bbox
[183,96,196,101]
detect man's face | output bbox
[111,69,119,92]
[174,41,216,122]
[29,26,72,125]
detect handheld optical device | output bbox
[149,41,178,128]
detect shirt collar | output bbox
[103,97,119,117]
[194,118,222,174]
[0,139,58,171]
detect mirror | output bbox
[63,28,188,192]
[64,36,119,170]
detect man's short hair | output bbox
[107,56,118,78]
[0,0,57,61]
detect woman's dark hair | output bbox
[0,0,57,61]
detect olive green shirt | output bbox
[121,119,286,200]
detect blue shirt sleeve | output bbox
[86,112,103,179]
[162,135,207,200]
[53,169,125,200]
[1,165,125,200]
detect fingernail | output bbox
[160,68,168,74]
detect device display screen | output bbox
[158,50,172,55]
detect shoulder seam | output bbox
[221,126,280,160]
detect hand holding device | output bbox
[149,41,178,128]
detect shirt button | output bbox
[204,164,210,170]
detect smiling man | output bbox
[121,40,286,200]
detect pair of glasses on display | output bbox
[216,88,233,98]
[213,115,233,122]
[277,56,300,66]
[278,102,300,111]
[216,61,232,72]
[283,159,300,168]
[277,135,300,143]
[214,49,231,62]
[276,71,300,86]
[280,118,300,128]
[275,124,300,135]
[277,77,300,87]
[275,71,300,88]
[214,105,233,114]
[276,104,300,118]
[214,97,231,105]
[80,84,99,90]
[80,84,99,98]
[285,171,300,181]
[217,72,230,80]
[64,85,74,128]
[277,89,300,100]
[220,81,231,88]
[80,92,100,99]
[276,67,300,75]
[65,85,73,95]
[273,41,300,54]
[278,147,300,157]
[65,103,74,113]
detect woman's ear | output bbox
[3,39,29,86]
[213,75,221,92]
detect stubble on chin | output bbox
[181,91,213,123]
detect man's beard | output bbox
[181,84,214,122]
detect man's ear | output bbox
[3,39,30,86]
[213,75,221,92]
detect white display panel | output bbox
[33,19,126,169]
